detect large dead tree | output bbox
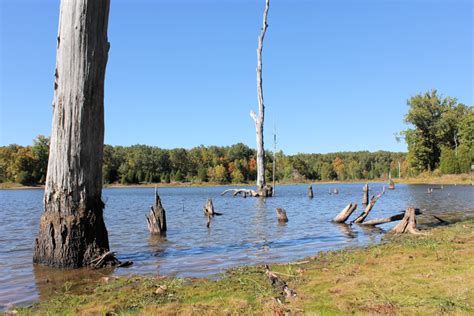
[250,0,271,197]
[33,0,111,268]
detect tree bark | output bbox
[250,0,270,196]
[332,203,358,223]
[362,183,369,207]
[308,185,314,198]
[33,0,111,268]
[352,187,385,224]
[391,207,426,235]
[146,190,167,236]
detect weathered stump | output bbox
[146,190,167,236]
[276,208,288,222]
[392,207,425,235]
[332,203,358,223]
[362,209,422,226]
[308,185,314,198]
[362,183,369,207]
[203,198,215,216]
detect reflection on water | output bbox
[0,183,473,310]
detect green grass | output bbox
[14,220,474,315]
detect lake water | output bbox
[1,183,473,310]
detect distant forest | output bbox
[1,90,472,186]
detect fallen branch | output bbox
[332,203,357,223]
[352,187,385,224]
[362,209,423,226]
[221,188,258,197]
[264,265,296,298]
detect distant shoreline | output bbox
[1,173,471,190]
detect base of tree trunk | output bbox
[33,199,110,268]
[308,185,314,198]
[391,207,426,235]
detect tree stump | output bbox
[308,185,314,198]
[352,187,385,224]
[332,203,358,223]
[146,190,167,236]
[392,207,425,235]
[203,198,215,216]
[362,183,369,207]
[276,208,288,222]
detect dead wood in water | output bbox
[203,198,222,216]
[276,208,288,222]
[352,187,385,224]
[308,185,314,198]
[332,203,358,223]
[391,207,426,235]
[362,183,369,207]
[362,209,423,226]
[146,189,167,236]
[221,185,272,198]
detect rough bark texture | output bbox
[391,207,425,235]
[146,190,167,236]
[33,0,111,268]
[250,0,270,196]
[332,203,358,223]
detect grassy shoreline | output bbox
[14,220,474,315]
[1,173,472,190]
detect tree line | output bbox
[1,90,471,186]
[1,137,407,185]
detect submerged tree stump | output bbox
[352,187,385,224]
[308,185,314,198]
[332,203,358,223]
[276,208,288,222]
[146,190,167,236]
[392,207,425,235]
[362,183,369,207]
[203,198,215,216]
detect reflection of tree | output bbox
[333,223,356,239]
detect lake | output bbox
[1,183,473,310]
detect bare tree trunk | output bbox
[33,0,111,268]
[276,208,288,222]
[308,185,314,198]
[362,183,369,207]
[250,0,270,196]
[352,187,385,224]
[391,207,426,235]
[146,190,167,236]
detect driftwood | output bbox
[362,209,423,226]
[308,185,314,198]
[276,208,288,222]
[352,187,385,224]
[90,251,133,269]
[146,189,167,236]
[362,183,369,207]
[221,185,272,198]
[332,203,358,223]
[392,207,426,235]
[264,265,296,298]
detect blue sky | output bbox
[1,0,472,154]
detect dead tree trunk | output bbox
[352,187,385,224]
[332,203,358,223]
[308,185,314,198]
[391,207,425,235]
[362,209,422,226]
[146,190,167,236]
[362,183,369,207]
[33,0,111,268]
[203,198,215,216]
[250,0,270,197]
